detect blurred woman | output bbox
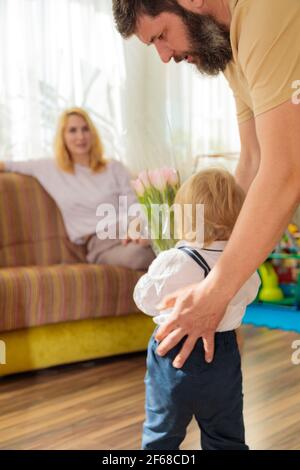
[0,107,155,270]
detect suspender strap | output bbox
[178,246,211,278]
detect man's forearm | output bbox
[235,118,261,194]
[235,152,259,194]
[208,168,299,300]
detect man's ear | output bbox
[177,0,205,14]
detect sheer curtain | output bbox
[0,0,125,160]
[0,0,240,179]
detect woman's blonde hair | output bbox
[175,168,245,246]
[54,107,107,173]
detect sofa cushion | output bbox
[0,173,86,267]
[0,264,142,332]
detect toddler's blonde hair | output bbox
[175,168,245,246]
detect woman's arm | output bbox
[0,160,38,176]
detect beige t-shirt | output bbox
[224,0,300,123]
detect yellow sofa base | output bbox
[0,314,155,377]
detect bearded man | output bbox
[113,0,300,367]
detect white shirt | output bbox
[5,158,137,244]
[133,240,261,332]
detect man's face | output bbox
[136,10,232,76]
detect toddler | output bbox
[134,168,261,450]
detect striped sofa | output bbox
[0,173,154,376]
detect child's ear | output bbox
[177,0,205,14]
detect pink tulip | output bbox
[148,169,166,191]
[131,178,145,197]
[138,170,151,189]
[162,167,179,187]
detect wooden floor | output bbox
[0,325,299,450]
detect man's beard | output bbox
[175,10,232,76]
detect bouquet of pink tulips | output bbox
[131,167,180,254]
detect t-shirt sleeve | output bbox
[233,92,254,124]
[238,0,300,117]
[223,62,254,124]
[5,159,38,176]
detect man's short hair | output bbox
[112,0,182,38]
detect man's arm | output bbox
[214,99,300,298]
[235,118,261,193]
[234,117,261,351]
[155,99,300,366]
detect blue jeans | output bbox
[142,330,248,450]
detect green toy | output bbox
[257,223,300,308]
[258,262,284,302]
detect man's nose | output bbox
[155,42,173,63]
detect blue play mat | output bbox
[243,303,300,333]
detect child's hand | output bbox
[121,216,151,247]
[121,236,151,247]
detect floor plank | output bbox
[0,326,299,450]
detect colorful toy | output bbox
[257,223,300,308]
[258,262,284,303]
[274,224,300,255]
[296,273,300,308]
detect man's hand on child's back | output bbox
[155,279,229,366]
